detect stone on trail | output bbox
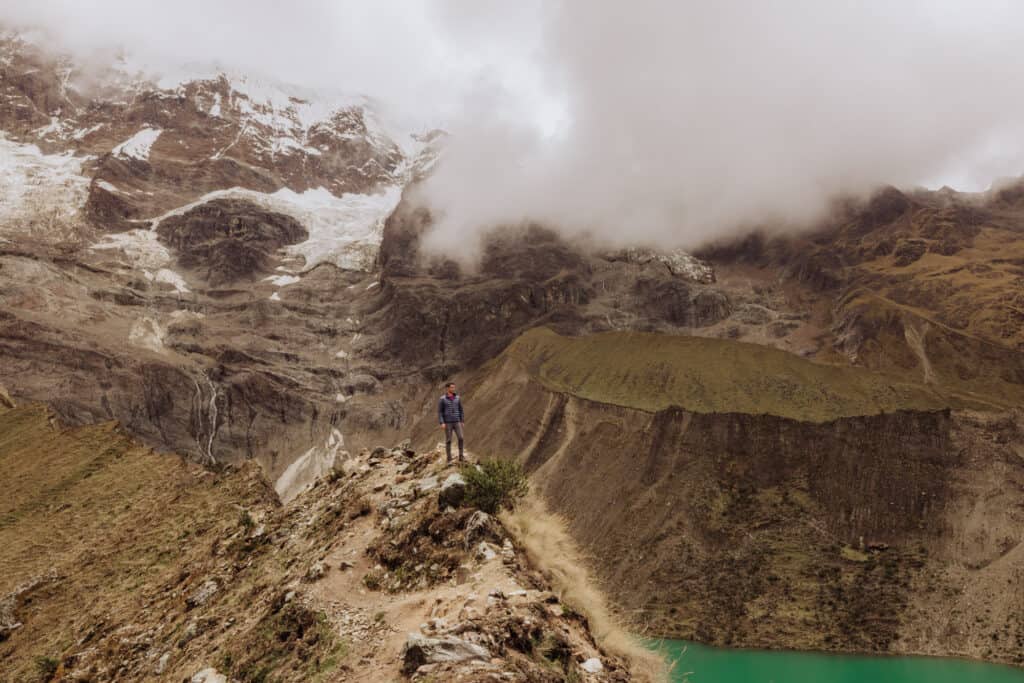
[581,657,604,673]
[401,632,490,673]
[475,541,498,562]
[464,510,497,546]
[439,472,467,509]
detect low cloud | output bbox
[7,1,1024,254]
[418,1,1024,253]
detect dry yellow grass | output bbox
[502,494,670,683]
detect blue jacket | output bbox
[438,393,464,424]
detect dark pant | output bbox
[444,422,464,461]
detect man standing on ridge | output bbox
[438,381,465,465]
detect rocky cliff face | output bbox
[0,29,435,486]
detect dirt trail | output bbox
[291,442,659,681]
[309,450,540,681]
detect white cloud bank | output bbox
[7,1,1024,252]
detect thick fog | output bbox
[6,1,1024,252]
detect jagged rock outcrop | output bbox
[156,199,308,284]
[401,633,490,672]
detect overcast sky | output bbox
[5,1,1024,251]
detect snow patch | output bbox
[263,274,300,287]
[112,127,162,160]
[128,316,166,353]
[90,229,172,270]
[72,124,103,140]
[146,184,402,271]
[0,135,90,238]
[89,231,189,291]
[33,116,68,139]
[269,291,281,301]
[274,428,347,503]
[155,268,190,293]
[271,136,321,156]
[96,180,125,195]
[278,186,402,271]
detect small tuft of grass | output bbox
[34,656,59,681]
[239,510,255,532]
[362,568,384,591]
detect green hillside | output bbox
[500,327,961,421]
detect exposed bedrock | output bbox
[157,199,308,284]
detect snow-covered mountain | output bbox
[0,27,448,494]
[0,28,439,289]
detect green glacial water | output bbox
[654,640,1024,683]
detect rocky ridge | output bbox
[0,400,656,682]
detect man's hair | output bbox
[445,381,455,389]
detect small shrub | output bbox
[239,510,255,532]
[34,656,58,681]
[362,568,384,591]
[461,459,529,514]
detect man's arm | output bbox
[458,398,465,424]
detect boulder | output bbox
[581,657,604,673]
[464,510,498,547]
[401,633,490,673]
[476,542,498,562]
[439,473,467,509]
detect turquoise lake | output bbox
[654,640,1024,683]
